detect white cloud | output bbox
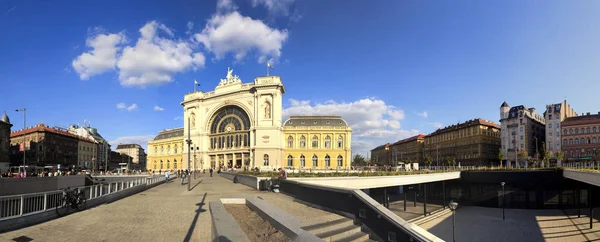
[186,21,194,35]
[429,122,443,129]
[194,11,288,63]
[283,98,419,156]
[417,111,428,118]
[217,0,238,12]
[174,116,182,121]
[251,0,295,16]
[109,135,155,151]
[116,21,205,87]
[154,106,164,111]
[117,103,137,111]
[72,31,126,80]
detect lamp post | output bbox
[15,108,26,174]
[449,200,458,242]
[186,117,192,191]
[501,181,506,220]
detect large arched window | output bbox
[575,139,579,145]
[300,155,306,167]
[338,136,343,148]
[581,128,585,134]
[588,128,591,134]
[570,139,573,145]
[595,138,598,144]
[570,129,573,135]
[325,136,331,148]
[588,138,592,144]
[581,138,585,144]
[594,127,598,133]
[167,145,171,155]
[564,129,568,135]
[287,155,293,166]
[160,160,163,169]
[563,139,567,146]
[312,135,319,148]
[312,155,318,167]
[174,144,178,154]
[325,155,331,166]
[209,105,251,149]
[337,155,343,166]
[288,136,294,148]
[174,159,178,169]
[300,136,306,148]
[154,147,158,155]
[263,154,269,166]
[161,146,164,154]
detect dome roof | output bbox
[1,111,9,124]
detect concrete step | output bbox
[334,230,370,242]
[302,218,354,235]
[315,224,362,241]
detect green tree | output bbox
[542,143,551,168]
[518,150,529,168]
[556,151,565,166]
[352,154,367,166]
[498,149,505,167]
[424,155,433,168]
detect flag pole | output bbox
[194,79,196,92]
[267,63,270,76]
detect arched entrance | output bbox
[207,105,252,169]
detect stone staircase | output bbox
[301,217,375,242]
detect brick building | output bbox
[389,134,425,165]
[10,124,79,167]
[561,112,600,162]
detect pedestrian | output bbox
[181,170,185,185]
[217,168,221,176]
[165,170,170,184]
[209,167,213,177]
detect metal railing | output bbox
[0,175,166,221]
[564,161,600,172]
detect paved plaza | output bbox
[419,206,600,242]
[0,174,346,242]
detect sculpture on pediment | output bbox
[218,67,242,86]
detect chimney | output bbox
[529,108,536,114]
[587,112,591,116]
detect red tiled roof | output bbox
[391,134,426,146]
[10,124,95,142]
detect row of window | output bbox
[152,159,179,170]
[154,144,180,155]
[566,149,599,158]
[563,137,600,146]
[563,127,600,135]
[287,135,344,149]
[261,154,344,167]
[211,134,250,149]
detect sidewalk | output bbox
[0,174,345,242]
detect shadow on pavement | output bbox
[190,179,203,191]
[184,192,207,242]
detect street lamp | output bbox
[449,200,458,242]
[186,117,192,191]
[15,108,26,175]
[501,182,506,220]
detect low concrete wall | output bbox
[0,176,169,233]
[210,201,251,242]
[0,175,88,196]
[289,172,461,189]
[220,172,270,190]
[564,170,600,187]
[213,197,322,242]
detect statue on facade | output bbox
[264,101,271,119]
[218,67,242,86]
[190,112,196,129]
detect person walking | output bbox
[209,167,213,177]
[181,170,186,185]
[165,170,170,184]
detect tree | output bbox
[424,155,433,168]
[498,149,505,167]
[556,151,565,166]
[450,157,457,167]
[518,150,529,168]
[352,154,367,166]
[542,143,551,168]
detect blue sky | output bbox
[2,0,600,155]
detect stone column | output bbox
[241,153,245,168]
[233,153,236,168]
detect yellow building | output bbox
[282,116,352,169]
[147,128,184,172]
